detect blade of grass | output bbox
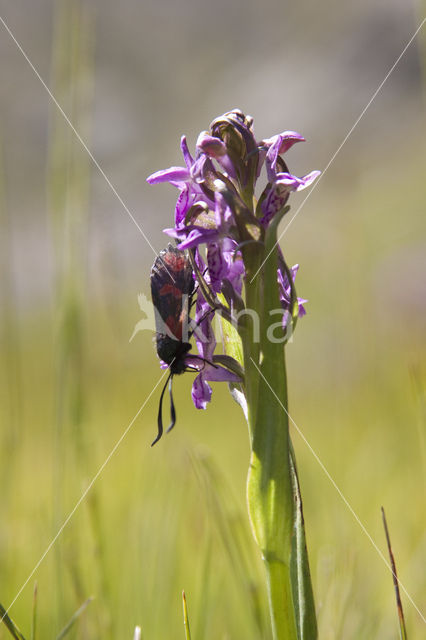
[182,591,192,640]
[381,507,408,640]
[55,597,93,640]
[0,602,27,640]
[30,582,37,640]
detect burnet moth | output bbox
[150,244,196,446]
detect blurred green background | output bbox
[0,0,425,638]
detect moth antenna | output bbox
[152,372,172,446]
[166,375,177,433]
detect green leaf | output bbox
[216,293,247,418]
[215,294,244,369]
[289,443,318,640]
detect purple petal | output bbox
[195,247,206,274]
[207,242,229,293]
[196,132,227,157]
[291,264,300,278]
[263,131,305,155]
[265,136,286,182]
[261,184,290,224]
[277,262,308,319]
[298,299,307,317]
[264,133,307,183]
[258,132,304,178]
[261,171,320,224]
[216,154,237,179]
[214,191,234,228]
[197,133,237,179]
[274,173,305,189]
[176,227,221,250]
[175,185,194,226]
[227,257,245,295]
[190,154,209,182]
[194,295,216,360]
[180,136,194,169]
[202,364,241,383]
[190,362,241,410]
[191,374,212,410]
[184,355,203,370]
[146,166,190,185]
[273,170,320,192]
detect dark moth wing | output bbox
[150,244,195,445]
[150,244,194,366]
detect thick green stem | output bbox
[241,228,298,640]
[222,195,317,638]
[267,561,298,640]
[245,344,298,640]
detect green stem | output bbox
[241,228,298,640]
[267,561,298,640]
[245,347,298,640]
[225,198,317,639]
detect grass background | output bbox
[0,0,425,637]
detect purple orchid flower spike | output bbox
[147,109,319,414]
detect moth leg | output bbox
[166,375,177,433]
[151,372,172,446]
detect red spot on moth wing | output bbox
[164,253,186,271]
[165,315,182,339]
[159,284,183,298]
